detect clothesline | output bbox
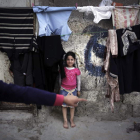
[1,6,140,9]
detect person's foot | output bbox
[70,119,76,128]
[63,121,69,129]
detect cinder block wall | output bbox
[0,0,140,121]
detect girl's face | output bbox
[66,55,75,67]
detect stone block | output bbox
[54,0,99,7]
[85,100,133,121]
[123,92,140,105]
[75,106,86,117]
[86,90,99,102]
[35,0,49,5]
[133,105,140,117]
[0,0,26,7]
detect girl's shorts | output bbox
[60,88,77,108]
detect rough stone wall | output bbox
[35,0,140,120]
[0,0,140,121]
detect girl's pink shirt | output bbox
[61,67,81,90]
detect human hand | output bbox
[77,91,80,97]
[63,94,87,107]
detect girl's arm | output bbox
[77,75,81,96]
[77,75,81,91]
[59,73,62,87]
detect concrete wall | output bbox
[0,0,140,121]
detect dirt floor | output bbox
[0,111,140,140]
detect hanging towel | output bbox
[0,8,36,59]
[112,7,140,29]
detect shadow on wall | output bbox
[83,25,108,77]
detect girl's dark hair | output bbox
[64,51,78,67]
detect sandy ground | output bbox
[0,111,140,140]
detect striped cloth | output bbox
[0,8,37,59]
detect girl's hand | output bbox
[77,91,80,97]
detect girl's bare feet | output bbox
[70,119,76,128]
[63,121,69,129]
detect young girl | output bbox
[59,51,81,129]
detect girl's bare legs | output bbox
[70,107,76,127]
[62,107,68,129]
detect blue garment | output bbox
[33,6,76,41]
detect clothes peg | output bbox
[35,31,37,38]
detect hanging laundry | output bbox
[33,6,76,41]
[77,6,114,24]
[99,0,112,7]
[32,50,47,109]
[109,24,140,95]
[10,52,33,86]
[37,35,66,92]
[112,2,123,6]
[112,7,140,29]
[0,8,37,59]
[32,51,46,90]
[104,29,120,111]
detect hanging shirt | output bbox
[33,6,76,41]
[110,24,140,94]
[37,35,66,92]
[10,52,33,87]
[77,6,114,24]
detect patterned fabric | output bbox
[104,29,118,71]
[0,8,37,59]
[104,29,120,112]
[105,71,120,111]
[112,7,140,29]
[121,29,137,55]
[61,67,81,90]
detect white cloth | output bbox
[99,0,112,7]
[77,6,114,23]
